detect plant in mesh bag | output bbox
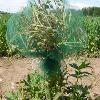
[7,0,86,77]
[6,0,87,99]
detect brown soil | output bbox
[0,57,100,97]
[0,57,39,94]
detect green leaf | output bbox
[79,61,91,69]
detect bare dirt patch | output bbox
[0,57,38,94]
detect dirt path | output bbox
[0,57,100,96]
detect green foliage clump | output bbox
[0,12,10,56]
[5,71,62,100]
[83,17,100,57]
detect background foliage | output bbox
[83,16,100,57]
[82,7,100,16]
[0,12,10,56]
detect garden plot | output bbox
[0,57,100,96]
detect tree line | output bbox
[82,7,100,16]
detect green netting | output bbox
[6,0,87,76]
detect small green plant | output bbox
[63,61,92,100]
[5,71,63,100]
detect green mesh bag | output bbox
[6,0,87,75]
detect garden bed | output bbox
[0,57,100,97]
